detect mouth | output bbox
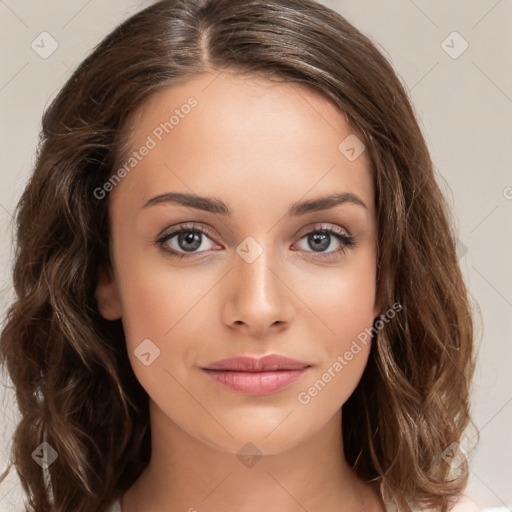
[200,354,312,396]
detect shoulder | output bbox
[420,496,481,512]
[384,495,482,512]
[449,496,481,512]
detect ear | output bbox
[95,262,122,320]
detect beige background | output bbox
[1,1,511,510]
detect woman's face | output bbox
[97,71,379,455]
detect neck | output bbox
[121,400,385,512]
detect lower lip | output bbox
[201,368,310,396]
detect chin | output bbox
[191,412,322,458]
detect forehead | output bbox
[110,71,374,216]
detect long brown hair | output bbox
[0,1,477,511]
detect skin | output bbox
[96,70,384,512]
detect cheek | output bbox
[115,263,206,404]
[112,240,206,343]
[294,294,374,418]
[292,254,377,404]
[295,250,377,343]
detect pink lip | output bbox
[201,355,311,396]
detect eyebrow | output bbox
[142,191,368,216]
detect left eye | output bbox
[293,225,356,259]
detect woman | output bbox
[0,0,476,511]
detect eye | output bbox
[156,223,220,259]
[292,223,356,261]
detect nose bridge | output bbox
[224,234,291,333]
[235,235,277,301]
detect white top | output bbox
[107,498,400,512]
[106,494,480,512]
[109,499,121,512]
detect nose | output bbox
[221,246,294,338]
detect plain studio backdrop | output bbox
[0,1,511,511]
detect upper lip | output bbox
[201,354,311,372]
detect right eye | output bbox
[155,223,221,259]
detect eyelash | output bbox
[155,222,357,261]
